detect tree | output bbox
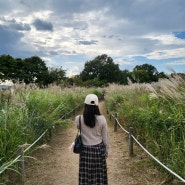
[132,64,159,83]
[0,55,16,80]
[80,54,121,84]
[83,78,108,87]
[48,67,66,85]
[14,58,26,82]
[68,75,83,87]
[23,56,49,85]
[0,55,68,86]
[119,70,130,85]
[157,72,168,79]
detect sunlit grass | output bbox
[105,74,185,179]
[0,86,103,179]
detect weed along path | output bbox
[24,101,165,185]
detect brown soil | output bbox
[19,101,168,184]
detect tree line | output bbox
[0,55,66,87]
[0,54,169,87]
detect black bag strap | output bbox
[78,115,81,134]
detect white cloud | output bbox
[114,57,135,66]
[143,33,185,46]
[165,59,185,66]
[144,48,185,60]
[65,62,84,77]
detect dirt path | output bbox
[24,101,165,185]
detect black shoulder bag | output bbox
[73,116,83,154]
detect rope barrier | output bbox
[110,113,185,183]
[0,155,21,175]
[0,129,48,175]
[132,135,185,183]
[0,104,82,175]
[115,117,129,134]
[24,129,48,153]
[60,104,82,120]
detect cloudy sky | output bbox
[0,0,185,76]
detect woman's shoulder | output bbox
[75,115,82,123]
[97,114,105,118]
[76,114,83,118]
[96,115,106,122]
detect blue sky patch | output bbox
[173,31,185,39]
[122,56,185,74]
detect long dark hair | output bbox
[83,104,101,128]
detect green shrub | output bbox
[105,75,185,178]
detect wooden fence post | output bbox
[18,146,25,184]
[114,113,117,132]
[129,127,134,157]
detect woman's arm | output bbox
[102,117,109,155]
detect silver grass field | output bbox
[105,74,185,180]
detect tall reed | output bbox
[0,86,103,177]
[105,75,185,180]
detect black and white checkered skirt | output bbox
[79,142,108,185]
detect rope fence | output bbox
[0,104,83,182]
[108,111,185,184]
[1,104,184,183]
